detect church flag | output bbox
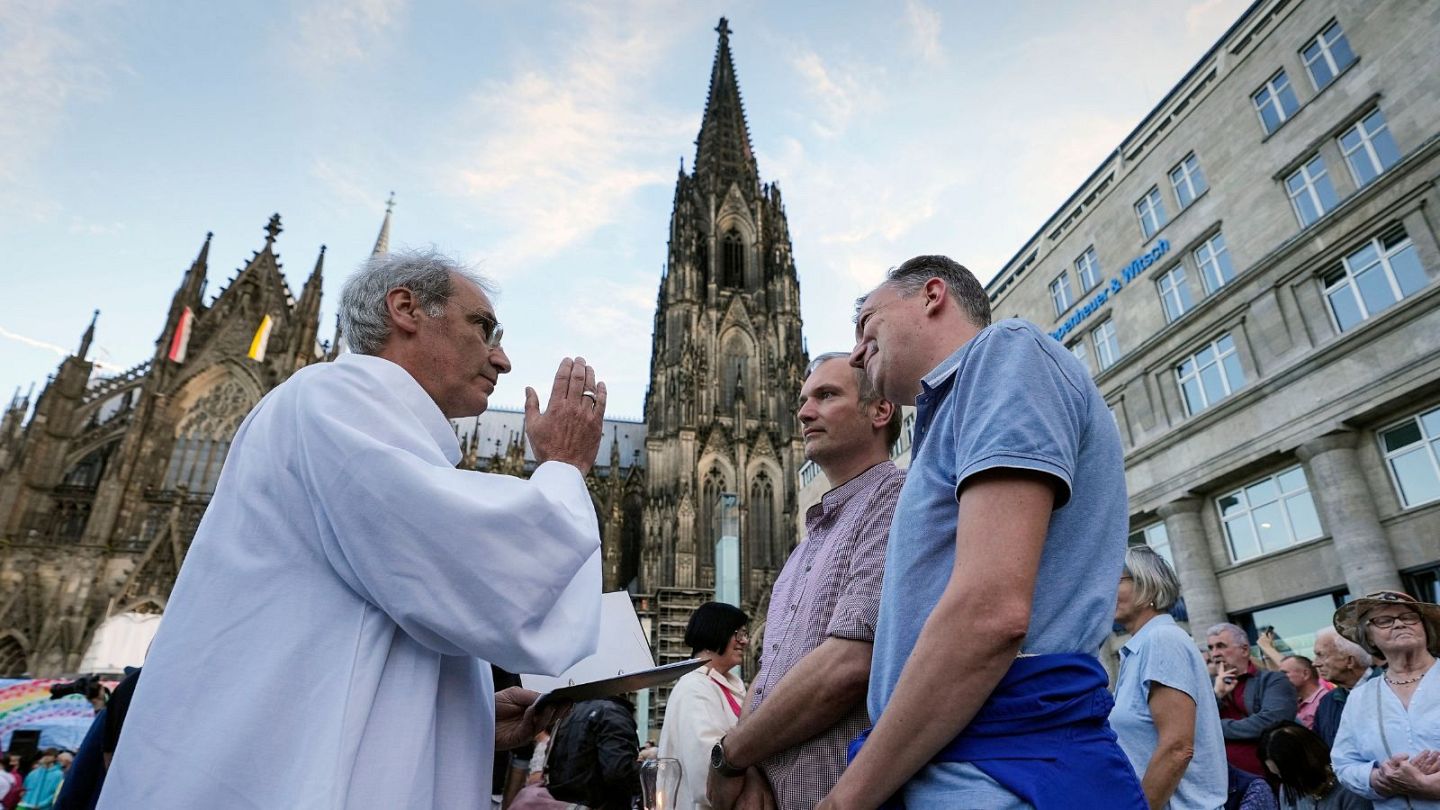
[167,307,194,363]
[247,315,274,362]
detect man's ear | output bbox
[386,287,423,336]
[870,398,895,432]
[923,277,948,316]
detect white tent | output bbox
[78,612,161,674]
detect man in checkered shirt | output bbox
[707,352,905,810]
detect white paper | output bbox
[521,591,654,693]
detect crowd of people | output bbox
[1,749,70,810]
[11,248,1433,808]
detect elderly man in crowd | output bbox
[100,248,606,808]
[821,255,1144,809]
[1207,622,1297,776]
[707,352,905,810]
[1311,626,1377,747]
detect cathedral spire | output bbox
[372,192,395,256]
[263,213,283,249]
[77,309,99,360]
[694,17,757,191]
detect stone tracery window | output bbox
[720,334,752,411]
[62,443,116,490]
[699,467,725,568]
[748,472,775,568]
[162,378,255,493]
[722,228,744,288]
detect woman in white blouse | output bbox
[658,601,749,810]
[1330,590,1440,808]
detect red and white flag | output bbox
[167,307,194,363]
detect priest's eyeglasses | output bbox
[1368,612,1421,629]
[447,299,504,348]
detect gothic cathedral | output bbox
[640,19,807,619]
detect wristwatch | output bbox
[710,736,746,777]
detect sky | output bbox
[0,0,1254,420]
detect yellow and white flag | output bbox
[247,315,274,362]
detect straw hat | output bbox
[1332,590,1440,656]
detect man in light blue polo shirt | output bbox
[819,255,1143,809]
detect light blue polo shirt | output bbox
[868,319,1129,807]
[1111,614,1228,810]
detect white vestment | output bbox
[99,353,601,809]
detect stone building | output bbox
[638,17,808,682]
[980,0,1440,658]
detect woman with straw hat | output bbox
[1330,590,1440,807]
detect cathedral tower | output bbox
[641,19,806,612]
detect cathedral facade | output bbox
[639,18,807,621]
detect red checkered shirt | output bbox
[749,461,904,810]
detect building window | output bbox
[1169,153,1209,209]
[1128,522,1174,566]
[1381,407,1440,509]
[1232,591,1347,660]
[1322,226,1429,333]
[1218,466,1323,562]
[1286,156,1339,227]
[1093,319,1119,370]
[1135,187,1167,240]
[1253,69,1300,135]
[1339,108,1401,187]
[1156,264,1193,323]
[1302,20,1356,91]
[1195,232,1236,295]
[721,229,745,288]
[1050,271,1074,316]
[1075,247,1101,292]
[1067,337,1090,374]
[1176,333,1245,416]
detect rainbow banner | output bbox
[0,679,104,752]
[247,314,273,362]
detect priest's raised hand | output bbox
[525,356,607,474]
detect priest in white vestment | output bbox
[100,248,609,809]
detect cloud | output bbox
[789,48,880,138]
[436,1,698,273]
[0,1,112,211]
[903,0,944,66]
[1186,0,1247,35]
[287,0,405,75]
[310,157,385,210]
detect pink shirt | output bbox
[1296,681,1335,730]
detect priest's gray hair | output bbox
[1315,626,1374,668]
[1122,545,1181,612]
[339,247,496,355]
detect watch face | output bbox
[710,742,725,769]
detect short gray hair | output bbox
[863,254,991,327]
[1123,545,1181,612]
[339,247,494,355]
[1206,622,1249,647]
[1315,626,1373,668]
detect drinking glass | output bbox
[639,757,681,810]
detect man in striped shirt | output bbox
[707,352,904,810]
